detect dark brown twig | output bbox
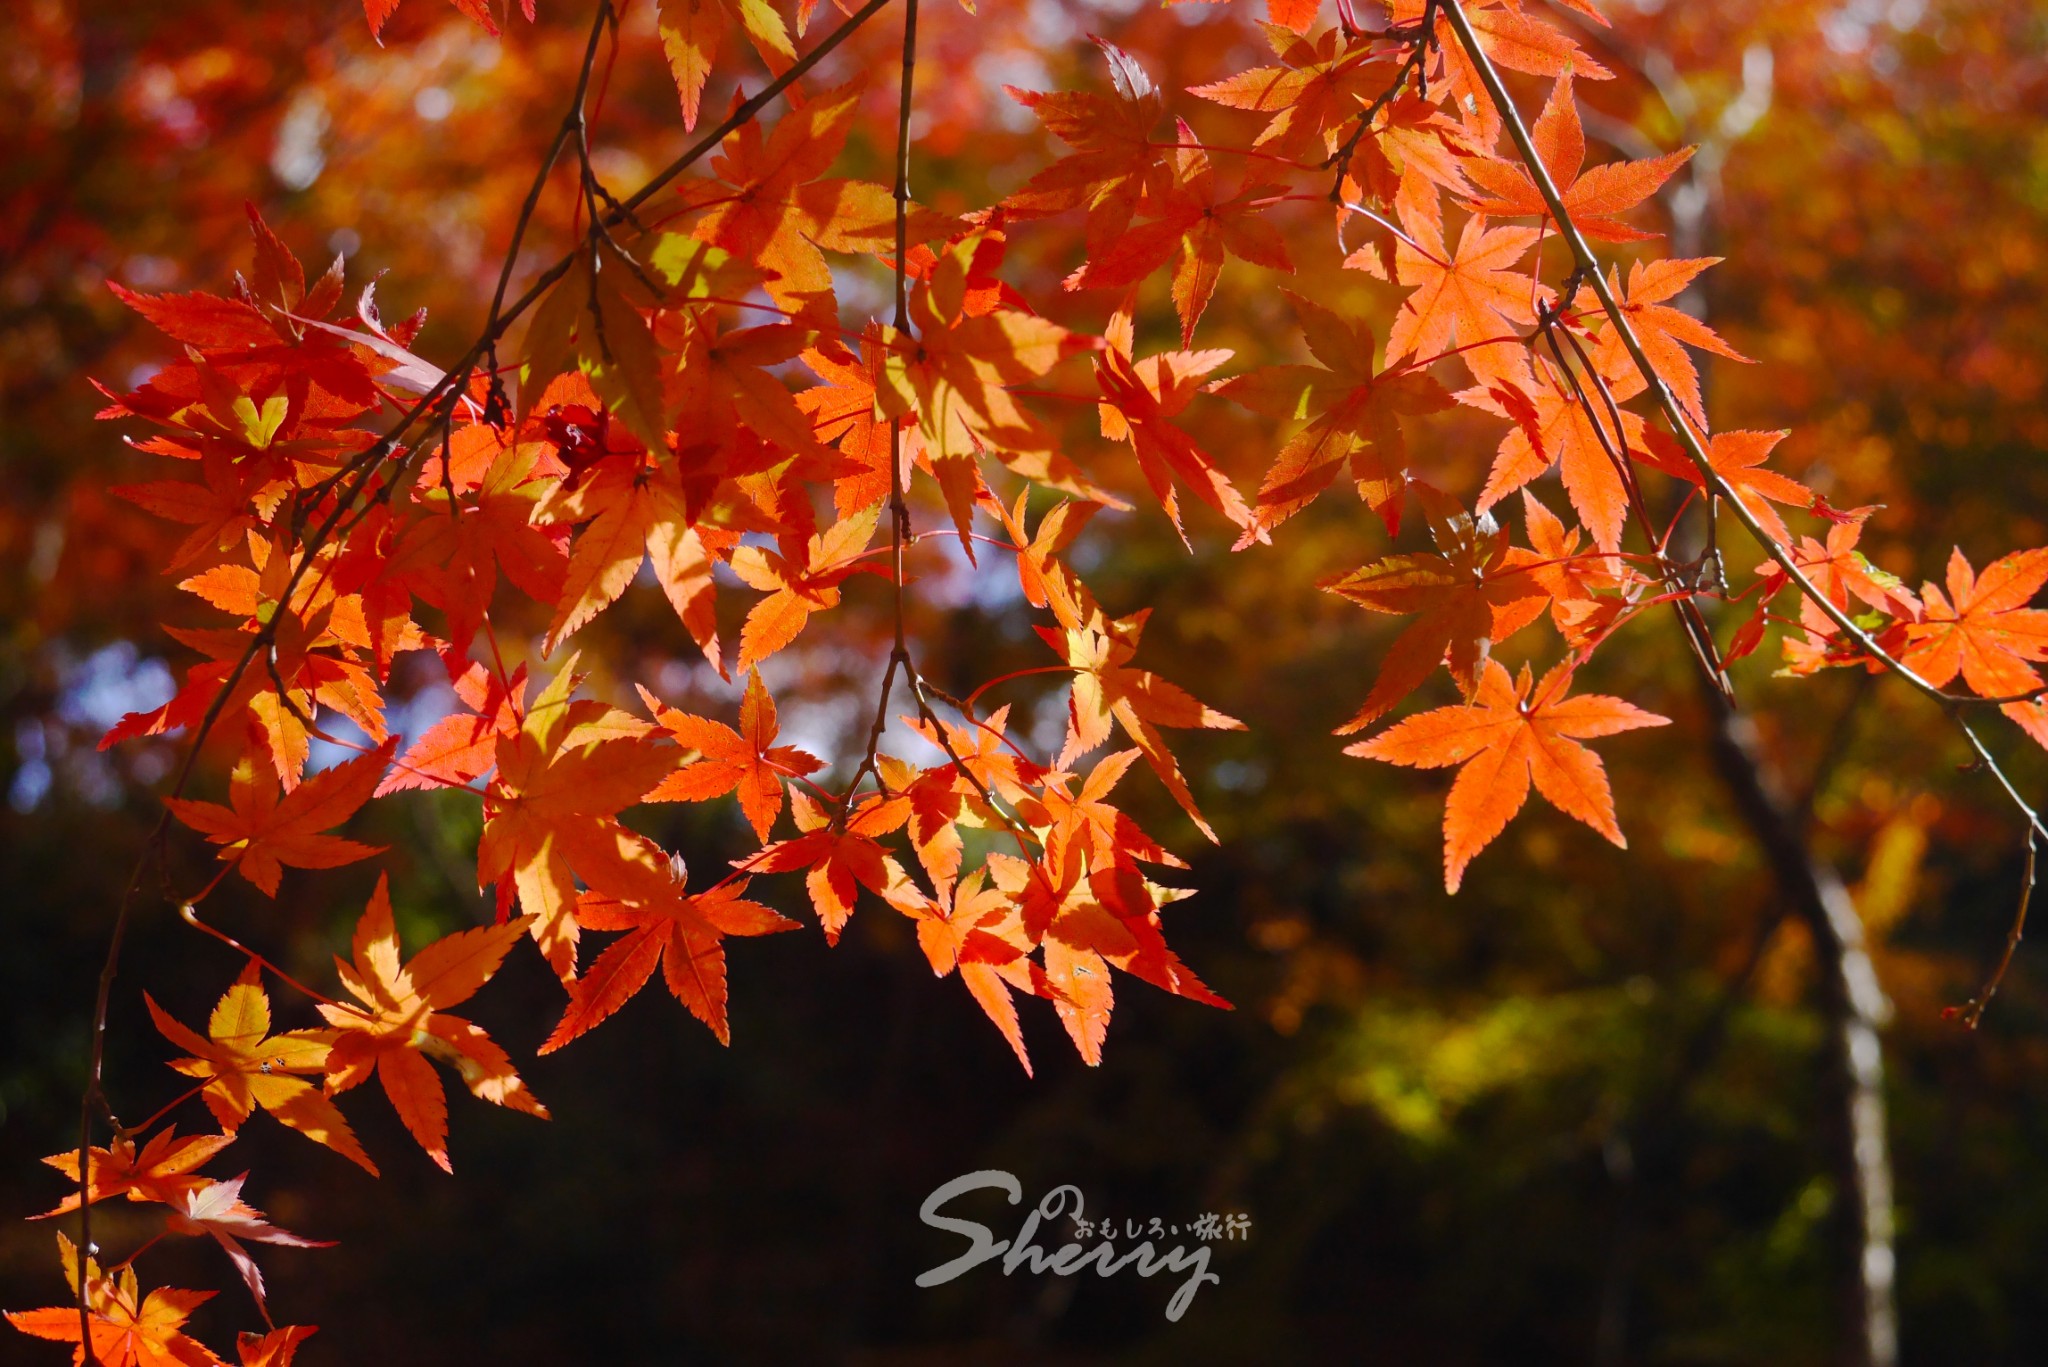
[1324,2,1438,201]
[1957,832,2037,1030]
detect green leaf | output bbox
[578,266,670,458]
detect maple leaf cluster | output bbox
[22,0,2048,1355]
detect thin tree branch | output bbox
[838,0,921,819]
[1434,9,1905,1362]
[1435,0,1987,714]
[1955,832,2036,1030]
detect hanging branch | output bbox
[842,0,923,815]
[1432,0,2031,718]
[68,2,904,1355]
[1531,289,1733,696]
[837,0,1033,846]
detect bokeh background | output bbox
[6,0,2048,1362]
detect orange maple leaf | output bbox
[1465,353,1645,553]
[1339,92,1483,247]
[1028,855,1228,1066]
[1463,75,1694,242]
[1036,745,1181,877]
[751,789,921,943]
[1065,121,1291,344]
[1215,289,1454,539]
[396,426,568,658]
[1640,427,1811,549]
[235,1325,315,1367]
[1903,548,2048,698]
[235,1326,315,1367]
[163,1176,331,1319]
[1193,26,1409,160]
[362,0,531,41]
[1574,258,1749,426]
[1409,0,1611,145]
[674,80,937,317]
[112,449,265,572]
[376,661,525,797]
[1378,215,1547,379]
[1004,39,1166,256]
[164,742,392,897]
[637,671,823,841]
[317,875,548,1172]
[152,528,418,787]
[1096,309,1253,544]
[1321,491,1549,730]
[1349,659,1669,893]
[6,1234,223,1367]
[797,340,898,518]
[541,867,797,1052]
[146,964,374,1174]
[656,0,794,131]
[1520,490,1641,650]
[907,859,1061,1076]
[1041,605,1245,841]
[476,663,676,979]
[877,234,1106,546]
[727,504,884,671]
[34,1127,234,1220]
[535,459,731,664]
[989,490,1099,620]
[1768,514,1922,648]
[893,710,1048,896]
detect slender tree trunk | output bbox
[1589,33,1903,1355]
[1705,697,1897,1367]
